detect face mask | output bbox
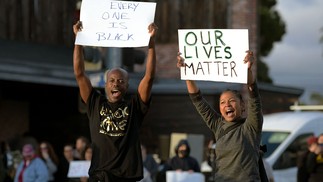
[179,150,188,157]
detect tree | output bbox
[310,92,323,104]
[258,0,286,83]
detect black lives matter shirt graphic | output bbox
[99,103,129,137]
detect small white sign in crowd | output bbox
[166,171,205,182]
[67,161,91,178]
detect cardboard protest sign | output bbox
[75,0,156,47]
[166,171,205,182]
[67,161,91,178]
[178,29,249,84]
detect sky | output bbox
[264,0,323,104]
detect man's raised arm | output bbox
[138,23,158,103]
[73,21,93,103]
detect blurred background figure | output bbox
[206,139,216,169]
[80,145,92,182]
[138,167,153,182]
[56,143,78,182]
[14,143,49,182]
[201,139,216,182]
[157,139,200,182]
[73,136,90,160]
[297,135,317,182]
[165,139,200,172]
[306,133,323,182]
[1,141,7,182]
[1,140,14,182]
[141,144,158,182]
[39,141,59,182]
[81,145,92,161]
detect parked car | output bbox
[261,111,323,182]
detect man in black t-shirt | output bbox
[73,21,158,182]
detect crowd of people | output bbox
[0,136,233,182]
[0,137,202,182]
[0,135,96,182]
[1,132,323,182]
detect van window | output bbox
[261,131,290,158]
[272,133,313,170]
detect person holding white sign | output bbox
[163,139,200,173]
[177,51,265,181]
[73,21,158,182]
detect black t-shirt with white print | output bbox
[86,89,149,181]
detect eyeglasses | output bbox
[318,143,323,147]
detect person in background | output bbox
[297,135,317,182]
[1,142,6,182]
[1,140,14,182]
[14,144,49,182]
[206,139,216,171]
[177,50,263,181]
[163,139,200,173]
[138,167,153,182]
[73,20,158,182]
[80,145,93,182]
[141,144,158,182]
[306,133,323,182]
[201,139,216,182]
[81,145,93,161]
[73,136,90,160]
[39,141,59,182]
[55,143,78,182]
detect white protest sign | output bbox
[166,171,205,182]
[75,0,156,47]
[178,29,249,83]
[67,161,91,178]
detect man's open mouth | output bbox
[111,89,121,97]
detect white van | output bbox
[261,111,323,182]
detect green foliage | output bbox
[257,0,286,83]
[257,58,273,83]
[259,0,286,57]
[310,92,323,104]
